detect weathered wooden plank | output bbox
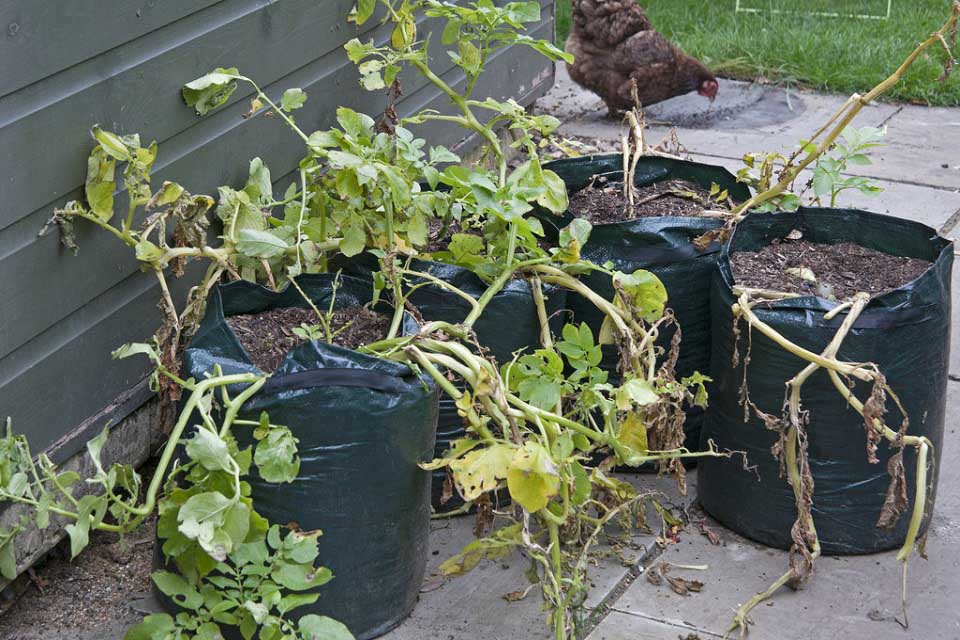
[0,10,554,362]
[0,0,364,229]
[0,267,197,452]
[0,0,222,98]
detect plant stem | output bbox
[731,4,960,219]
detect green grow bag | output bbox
[543,155,752,449]
[699,208,951,554]
[170,274,439,639]
[332,254,567,511]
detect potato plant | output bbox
[32,3,732,640]
[0,365,352,640]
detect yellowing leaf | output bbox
[619,413,648,454]
[450,444,514,501]
[506,443,560,513]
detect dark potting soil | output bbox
[569,178,733,224]
[227,305,389,372]
[730,237,932,300]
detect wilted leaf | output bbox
[506,442,560,513]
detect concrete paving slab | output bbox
[382,483,667,640]
[589,382,960,640]
[537,66,899,164]
[861,105,960,191]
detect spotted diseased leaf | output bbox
[449,443,514,502]
[271,562,333,591]
[183,68,240,116]
[152,571,204,610]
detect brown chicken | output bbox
[566,0,719,115]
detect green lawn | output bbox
[555,0,960,106]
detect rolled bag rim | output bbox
[699,206,953,555]
[542,154,752,450]
[175,273,439,639]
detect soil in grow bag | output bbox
[699,208,951,555]
[543,155,752,451]
[161,274,439,640]
[330,252,566,512]
[227,305,389,372]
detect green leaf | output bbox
[408,211,429,247]
[339,222,367,257]
[254,427,300,483]
[91,126,132,161]
[0,539,17,580]
[536,169,568,214]
[65,519,90,559]
[86,427,109,472]
[517,378,561,411]
[152,571,204,610]
[336,107,375,139]
[570,461,591,506]
[298,614,355,640]
[178,491,233,558]
[271,563,333,591]
[280,88,307,112]
[134,239,163,263]
[236,229,289,259]
[506,442,560,513]
[6,472,27,498]
[183,68,240,116]
[614,270,668,322]
[124,614,177,640]
[84,146,117,222]
[812,168,834,197]
[617,378,659,410]
[355,0,376,25]
[186,429,231,472]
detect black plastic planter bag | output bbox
[699,208,952,555]
[543,155,752,449]
[333,254,567,510]
[175,274,440,639]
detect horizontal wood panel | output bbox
[0,0,223,98]
[0,0,554,453]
